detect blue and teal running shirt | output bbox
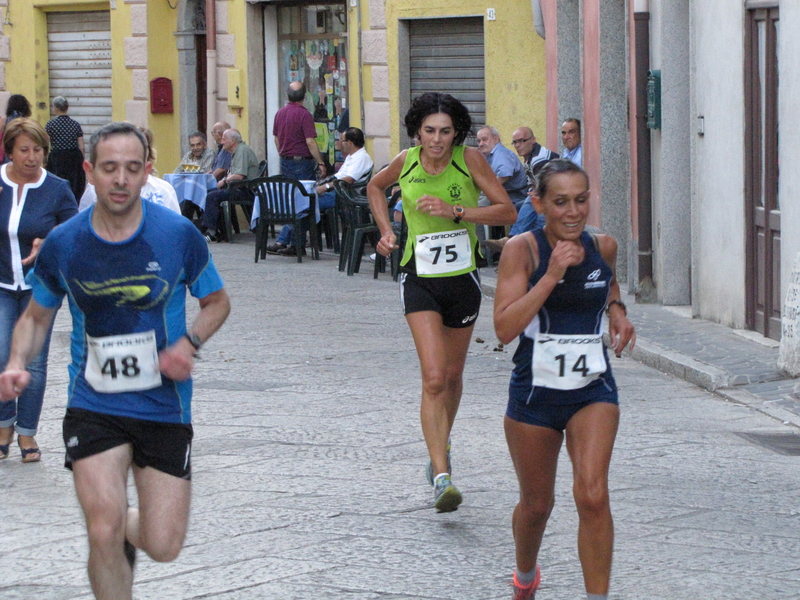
[27,200,224,424]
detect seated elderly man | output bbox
[476,125,529,210]
[484,127,561,252]
[200,129,260,243]
[267,127,373,257]
[174,131,215,173]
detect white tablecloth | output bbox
[250,180,319,230]
[164,173,217,211]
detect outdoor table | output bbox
[164,173,217,211]
[250,179,320,230]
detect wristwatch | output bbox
[184,332,203,351]
[605,299,627,316]
[452,204,465,224]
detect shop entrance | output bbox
[275,3,348,170]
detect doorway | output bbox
[744,5,780,340]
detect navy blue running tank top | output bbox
[509,229,617,403]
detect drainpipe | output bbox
[355,0,364,130]
[634,4,654,300]
[206,0,218,140]
[531,0,545,39]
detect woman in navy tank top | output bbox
[493,160,635,600]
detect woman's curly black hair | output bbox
[5,94,31,118]
[404,93,472,146]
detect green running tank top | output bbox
[399,145,481,277]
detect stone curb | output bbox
[626,338,729,392]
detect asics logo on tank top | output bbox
[584,268,606,289]
[409,177,426,183]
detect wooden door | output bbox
[745,5,780,340]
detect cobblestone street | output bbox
[1,241,799,599]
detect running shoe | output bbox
[433,474,462,512]
[425,439,452,486]
[511,565,541,600]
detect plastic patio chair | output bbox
[252,175,319,263]
[334,179,380,276]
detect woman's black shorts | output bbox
[399,271,482,328]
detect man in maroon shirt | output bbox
[272,82,326,181]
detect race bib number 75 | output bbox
[85,330,162,393]
[414,229,472,275]
[532,332,607,390]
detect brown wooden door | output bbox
[745,5,780,340]
[196,34,207,134]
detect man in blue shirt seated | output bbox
[0,121,230,600]
[210,121,233,181]
[484,126,561,253]
[476,126,529,210]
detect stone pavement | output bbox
[1,239,800,599]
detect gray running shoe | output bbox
[433,474,462,512]
[425,439,452,486]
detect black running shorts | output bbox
[400,271,482,329]
[63,408,193,480]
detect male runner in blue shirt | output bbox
[0,121,230,600]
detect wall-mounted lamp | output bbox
[3,6,13,27]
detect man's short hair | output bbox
[52,96,69,112]
[563,118,581,134]
[287,84,306,103]
[225,129,243,144]
[343,127,365,148]
[189,131,206,142]
[89,122,148,166]
[481,125,500,139]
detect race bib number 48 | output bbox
[85,330,162,393]
[414,229,472,275]
[532,332,607,390]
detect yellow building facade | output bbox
[0,0,544,175]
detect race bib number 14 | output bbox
[85,330,162,393]
[532,332,607,390]
[414,229,472,275]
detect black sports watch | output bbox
[184,332,203,351]
[452,204,465,224]
[605,299,627,316]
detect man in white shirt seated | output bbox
[174,131,215,174]
[267,127,373,256]
[79,175,181,214]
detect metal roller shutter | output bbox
[409,17,485,145]
[47,11,112,147]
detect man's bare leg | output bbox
[72,445,135,600]
[127,465,191,562]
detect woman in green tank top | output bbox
[367,93,516,512]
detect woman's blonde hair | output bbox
[3,117,50,161]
